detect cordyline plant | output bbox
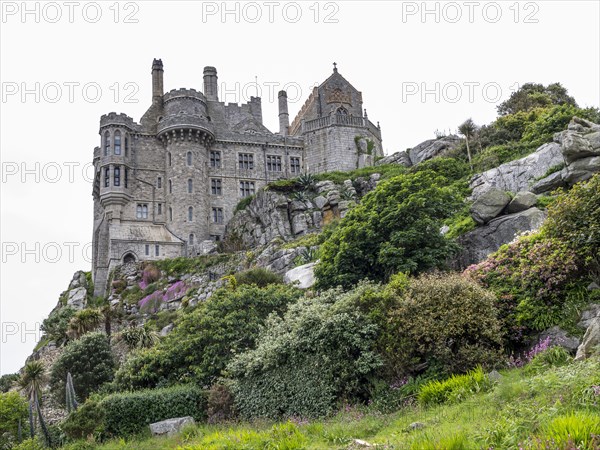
[65,372,78,413]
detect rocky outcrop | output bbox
[150,417,195,436]
[284,262,317,289]
[538,326,580,352]
[470,188,512,224]
[377,135,461,167]
[225,178,370,250]
[533,117,600,191]
[470,143,564,200]
[506,191,538,214]
[455,208,546,268]
[575,317,600,361]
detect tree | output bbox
[497,82,577,116]
[458,118,477,171]
[17,362,45,407]
[50,333,115,405]
[315,170,464,290]
[0,392,28,449]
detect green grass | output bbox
[63,357,600,449]
[313,164,407,184]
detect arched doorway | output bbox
[123,253,136,264]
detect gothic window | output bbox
[189,234,195,245]
[211,178,222,195]
[169,207,173,221]
[114,130,122,155]
[104,167,109,187]
[187,152,193,166]
[212,207,224,224]
[210,151,221,168]
[104,131,110,156]
[188,207,193,222]
[124,135,129,157]
[188,179,193,194]
[290,157,301,174]
[239,180,255,197]
[238,153,254,170]
[267,155,282,172]
[158,203,162,215]
[169,179,172,194]
[157,177,162,188]
[336,107,348,115]
[114,167,121,187]
[136,204,148,219]
[168,152,172,166]
[124,168,129,188]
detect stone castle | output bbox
[91,59,383,295]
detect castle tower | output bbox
[159,88,215,247]
[203,66,218,102]
[278,90,289,136]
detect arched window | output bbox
[124,135,129,157]
[168,179,172,194]
[189,234,195,245]
[114,167,121,186]
[187,152,192,166]
[168,152,172,167]
[114,130,121,155]
[124,168,129,188]
[188,179,193,193]
[188,207,193,222]
[104,131,110,156]
[336,107,348,115]
[104,167,110,187]
[169,207,173,221]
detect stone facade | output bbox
[92,59,383,296]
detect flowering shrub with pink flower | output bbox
[465,232,582,347]
[138,280,189,314]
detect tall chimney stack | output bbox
[203,66,219,101]
[151,59,164,100]
[278,90,289,136]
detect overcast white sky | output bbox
[1,1,599,375]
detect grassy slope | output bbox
[76,357,600,450]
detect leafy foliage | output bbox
[50,333,115,405]
[40,307,76,346]
[116,325,160,350]
[229,284,383,419]
[417,367,493,406]
[497,82,577,116]
[234,268,283,287]
[315,171,464,289]
[0,392,28,449]
[61,396,105,441]
[381,273,503,378]
[99,385,207,437]
[68,308,103,339]
[154,254,230,278]
[0,373,19,393]
[114,284,302,390]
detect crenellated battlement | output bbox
[163,88,207,103]
[100,112,137,130]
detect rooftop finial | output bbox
[333,62,338,73]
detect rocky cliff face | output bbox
[377,135,461,167]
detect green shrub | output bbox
[497,82,577,116]
[0,373,19,393]
[154,254,229,277]
[234,267,283,287]
[100,385,207,437]
[12,438,45,450]
[206,383,236,424]
[235,195,254,212]
[266,179,301,193]
[61,396,105,440]
[382,273,503,378]
[229,284,383,419]
[40,306,76,345]
[50,333,115,405]
[524,346,571,375]
[418,367,493,406]
[0,391,28,449]
[114,284,302,390]
[315,170,464,289]
[444,212,477,239]
[536,412,600,450]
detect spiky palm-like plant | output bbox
[18,361,45,406]
[458,118,477,172]
[67,308,103,339]
[65,372,78,413]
